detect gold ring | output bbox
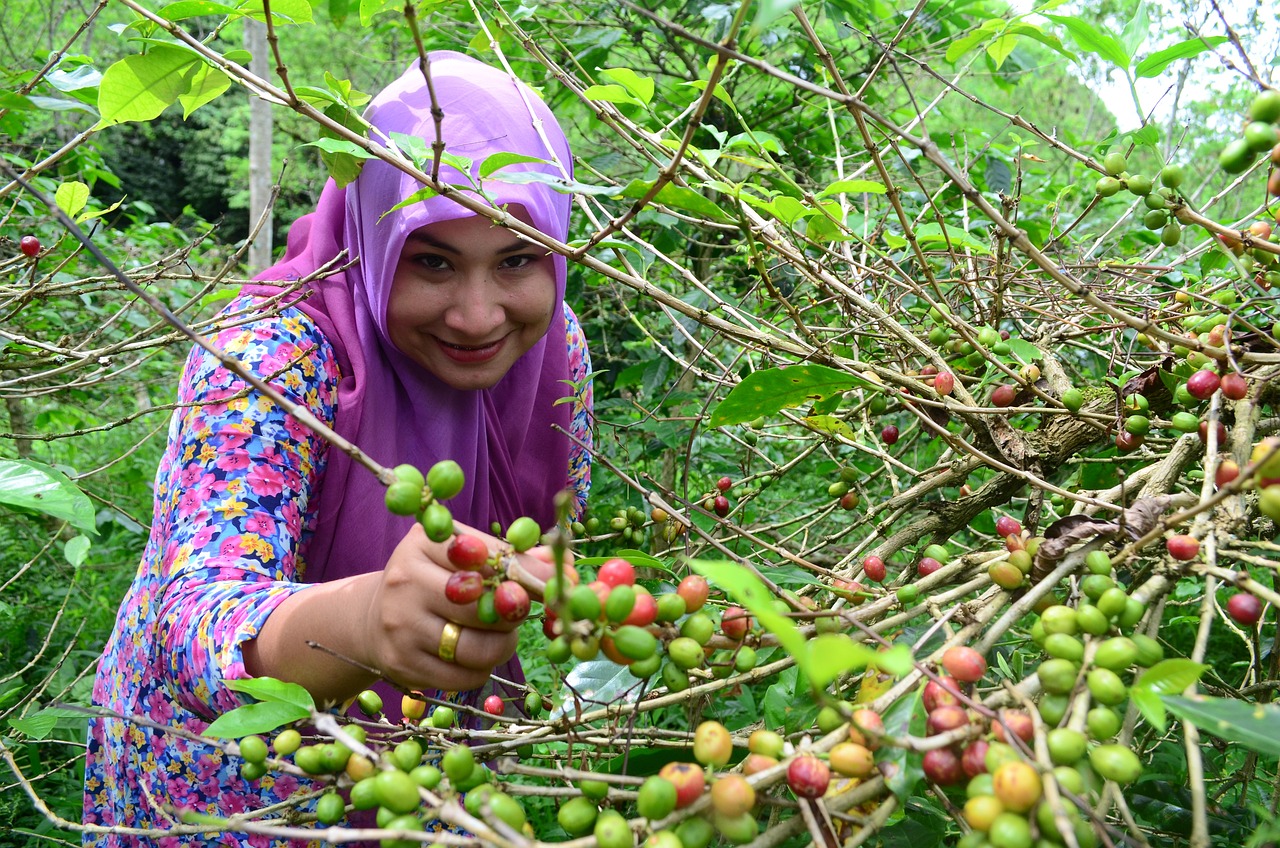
[438,621,462,664]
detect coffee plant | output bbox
[3,1,1280,847]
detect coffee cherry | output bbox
[1226,593,1264,626]
[923,747,966,786]
[862,555,886,582]
[994,516,1022,538]
[374,769,422,815]
[1166,534,1200,561]
[557,795,598,837]
[426,459,464,500]
[19,236,40,257]
[786,754,830,799]
[677,575,710,612]
[1186,370,1220,400]
[961,740,989,777]
[991,384,1017,407]
[918,556,942,576]
[1087,706,1122,740]
[482,694,504,716]
[493,581,530,622]
[1103,151,1127,176]
[942,646,987,682]
[721,606,751,641]
[598,557,636,587]
[993,710,1034,744]
[444,570,485,605]
[401,695,427,721]
[594,809,632,848]
[505,516,541,552]
[992,760,1042,812]
[385,480,423,516]
[636,775,678,821]
[238,735,268,765]
[881,425,900,445]
[923,675,961,711]
[716,475,732,493]
[447,534,489,570]
[927,704,970,736]
[356,688,383,717]
[1220,373,1248,399]
[658,761,705,808]
[713,495,730,516]
[273,728,302,756]
[1089,744,1142,784]
[419,503,454,542]
[711,774,755,817]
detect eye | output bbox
[412,253,451,271]
[500,254,541,270]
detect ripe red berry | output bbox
[1199,420,1228,446]
[923,675,961,712]
[658,762,706,808]
[990,384,1017,407]
[444,570,485,605]
[961,740,989,777]
[447,534,489,570]
[597,557,636,588]
[1226,593,1263,626]
[493,580,531,622]
[918,556,942,577]
[1186,370,1221,400]
[786,755,830,799]
[862,555,886,582]
[881,425,899,445]
[994,516,1022,538]
[1216,459,1240,487]
[1166,534,1200,561]
[716,476,732,493]
[1220,373,1248,400]
[838,491,859,510]
[933,371,955,397]
[19,236,40,257]
[992,709,1034,744]
[483,694,504,716]
[713,495,730,517]
[941,646,987,683]
[1116,430,1143,452]
[677,575,710,612]
[922,747,965,786]
[623,590,658,627]
[926,704,970,735]
[721,606,752,641]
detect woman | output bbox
[83,51,592,845]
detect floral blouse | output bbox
[82,295,592,846]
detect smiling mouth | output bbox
[436,335,506,363]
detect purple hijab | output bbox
[243,52,575,715]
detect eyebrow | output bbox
[404,231,531,255]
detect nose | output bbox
[443,272,504,339]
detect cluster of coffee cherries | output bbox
[541,562,760,691]
[827,466,861,511]
[384,459,544,624]
[1092,150,1188,248]
[234,694,525,843]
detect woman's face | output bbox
[386,208,557,391]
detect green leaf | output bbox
[880,688,926,801]
[490,170,622,197]
[478,152,549,180]
[64,535,91,567]
[1163,695,1280,758]
[1003,338,1042,364]
[359,0,397,26]
[98,45,200,125]
[619,179,731,222]
[582,83,646,109]
[803,414,856,441]
[914,222,991,254]
[946,30,991,63]
[574,549,670,573]
[986,33,1020,69]
[203,701,311,738]
[1135,36,1229,78]
[0,459,96,534]
[682,79,735,109]
[240,0,313,23]
[690,559,808,664]
[304,138,375,159]
[158,0,234,20]
[8,707,84,740]
[380,187,438,220]
[552,659,644,719]
[749,0,802,37]
[817,179,887,198]
[55,181,90,219]
[225,677,315,711]
[598,68,654,105]
[1120,1,1150,56]
[709,364,872,427]
[1131,660,1207,731]
[177,61,230,118]
[1045,14,1130,69]
[805,634,879,688]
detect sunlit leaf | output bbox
[478,152,549,180]
[709,365,873,427]
[64,535,91,567]
[1135,36,1229,78]
[817,179,887,198]
[1045,14,1129,69]
[599,67,654,105]
[1163,695,1280,758]
[177,61,231,118]
[0,459,96,534]
[582,83,646,109]
[98,45,200,124]
[203,701,311,737]
[55,181,90,219]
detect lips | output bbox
[435,335,506,363]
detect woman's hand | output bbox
[358,522,568,692]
